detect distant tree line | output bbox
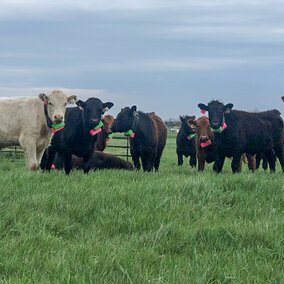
[165,118,181,128]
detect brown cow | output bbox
[194,116,216,171]
[49,150,133,171]
[72,151,133,170]
[95,115,115,151]
[194,116,256,172]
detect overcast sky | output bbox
[1,0,284,119]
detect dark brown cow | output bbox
[95,115,115,151]
[194,116,256,172]
[73,151,133,170]
[48,151,133,171]
[197,101,283,173]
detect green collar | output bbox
[187,133,196,140]
[124,129,135,138]
[51,121,65,133]
[211,122,227,133]
[89,120,104,136]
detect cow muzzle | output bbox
[200,135,209,142]
[54,114,64,123]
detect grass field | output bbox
[0,134,283,283]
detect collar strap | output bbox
[51,121,65,133]
[124,111,139,139]
[44,104,65,133]
[89,120,104,136]
[187,133,196,141]
[106,133,114,141]
[211,122,227,133]
[124,129,135,138]
[200,139,212,148]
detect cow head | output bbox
[196,116,212,143]
[179,115,196,136]
[111,106,137,132]
[76,98,114,131]
[198,100,233,130]
[39,90,77,124]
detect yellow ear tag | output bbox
[79,106,84,110]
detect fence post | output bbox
[126,137,129,162]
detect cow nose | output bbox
[200,135,208,142]
[211,122,219,128]
[54,115,63,121]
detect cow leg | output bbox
[177,153,183,166]
[189,154,197,168]
[197,154,206,172]
[274,145,284,172]
[132,153,141,170]
[82,153,96,174]
[238,158,242,172]
[213,154,225,173]
[255,154,262,170]
[154,149,163,171]
[36,147,46,167]
[262,156,268,170]
[264,150,276,172]
[142,154,154,172]
[63,152,73,175]
[247,154,256,172]
[19,137,38,171]
[40,149,48,170]
[231,153,242,173]
[45,146,56,171]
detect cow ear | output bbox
[102,102,114,113]
[179,115,185,123]
[67,95,77,104]
[38,93,49,103]
[198,103,208,113]
[224,103,233,113]
[130,105,137,113]
[76,100,86,110]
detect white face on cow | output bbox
[38,90,77,124]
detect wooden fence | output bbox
[0,136,132,161]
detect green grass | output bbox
[0,134,283,283]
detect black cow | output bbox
[111,106,167,172]
[176,115,196,167]
[198,101,284,173]
[43,98,114,174]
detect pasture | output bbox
[0,133,283,283]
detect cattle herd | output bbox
[0,90,283,175]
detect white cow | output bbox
[0,90,77,170]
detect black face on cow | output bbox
[76,98,114,130]
[198,101,233,129]
[180,115,196,135]
[111,106,137,132]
